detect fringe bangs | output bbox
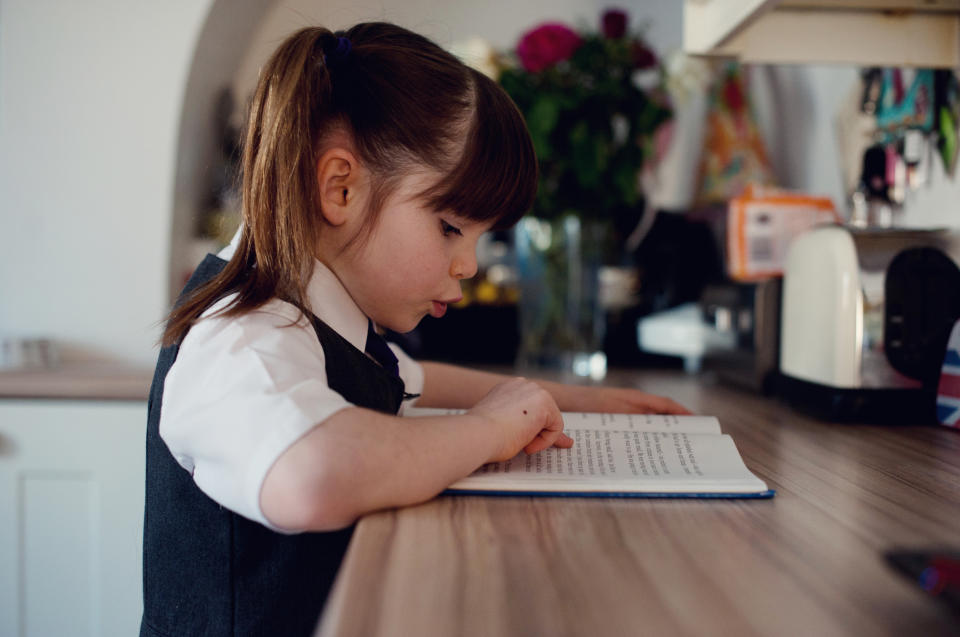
[423,71,537,230]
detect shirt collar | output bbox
[305,260,369,352]
[217,226,243,261]
[218,226,371,352]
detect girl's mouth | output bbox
[431,296,462,318]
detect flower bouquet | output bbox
[499,9,672,229]
[498,10,673,377]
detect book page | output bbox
[447,430,768,494]
[402,407,722,434]
[559,411,721,434]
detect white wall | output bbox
[0,0,680,367]
[168,0,274,301]
[753,63,960,227]
[1,0,957,366]
[0,0,214,365]
[233,0,683,108]
[236,1,959,225]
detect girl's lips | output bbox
[431,296,462,318]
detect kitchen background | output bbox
[2,2,960,635]
[2,0,958,370]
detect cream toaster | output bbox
[778,224,960,422]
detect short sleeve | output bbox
[159,298,353,532]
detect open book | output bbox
[405,408,773,498]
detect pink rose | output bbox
[516,23,582,73]
[602,9,628,39]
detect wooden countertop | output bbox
[317,369,960,636]
[0,362,152,401]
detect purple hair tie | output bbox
[324,36,351,67]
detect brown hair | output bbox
[163,23,536,346]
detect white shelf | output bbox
[684,0,960,68]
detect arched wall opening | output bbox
[168,0,276,301]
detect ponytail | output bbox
[163,28,335,346]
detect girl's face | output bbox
[332,172,493,333]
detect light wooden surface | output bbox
[0,362,152,400]
[317,370,960,637]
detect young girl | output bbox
[141,22,688,637]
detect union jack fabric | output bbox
[937,319,960,429]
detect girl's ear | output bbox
[317,148,362,226]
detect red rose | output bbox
[631,41,657,69]
[516,23,582,73]
[602,9,628,39]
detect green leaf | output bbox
[526,96,560,160]
[610,161,640,207]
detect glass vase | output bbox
[514,215,608,380]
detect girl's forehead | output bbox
[392,169,445,204]
[398,169,443,191]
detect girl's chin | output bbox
[383,315,424,335]
[381,305,443,334]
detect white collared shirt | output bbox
[160,238,424,531]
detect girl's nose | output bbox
[451,249,478,280]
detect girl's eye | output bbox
[441,220,462,237]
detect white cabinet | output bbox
[0,400,146,637]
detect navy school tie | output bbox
[365,320,400,377]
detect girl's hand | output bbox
[468,377,574,463]
[571,386,693,415]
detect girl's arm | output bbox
[417,361,692,415]
[260,377,572,532]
